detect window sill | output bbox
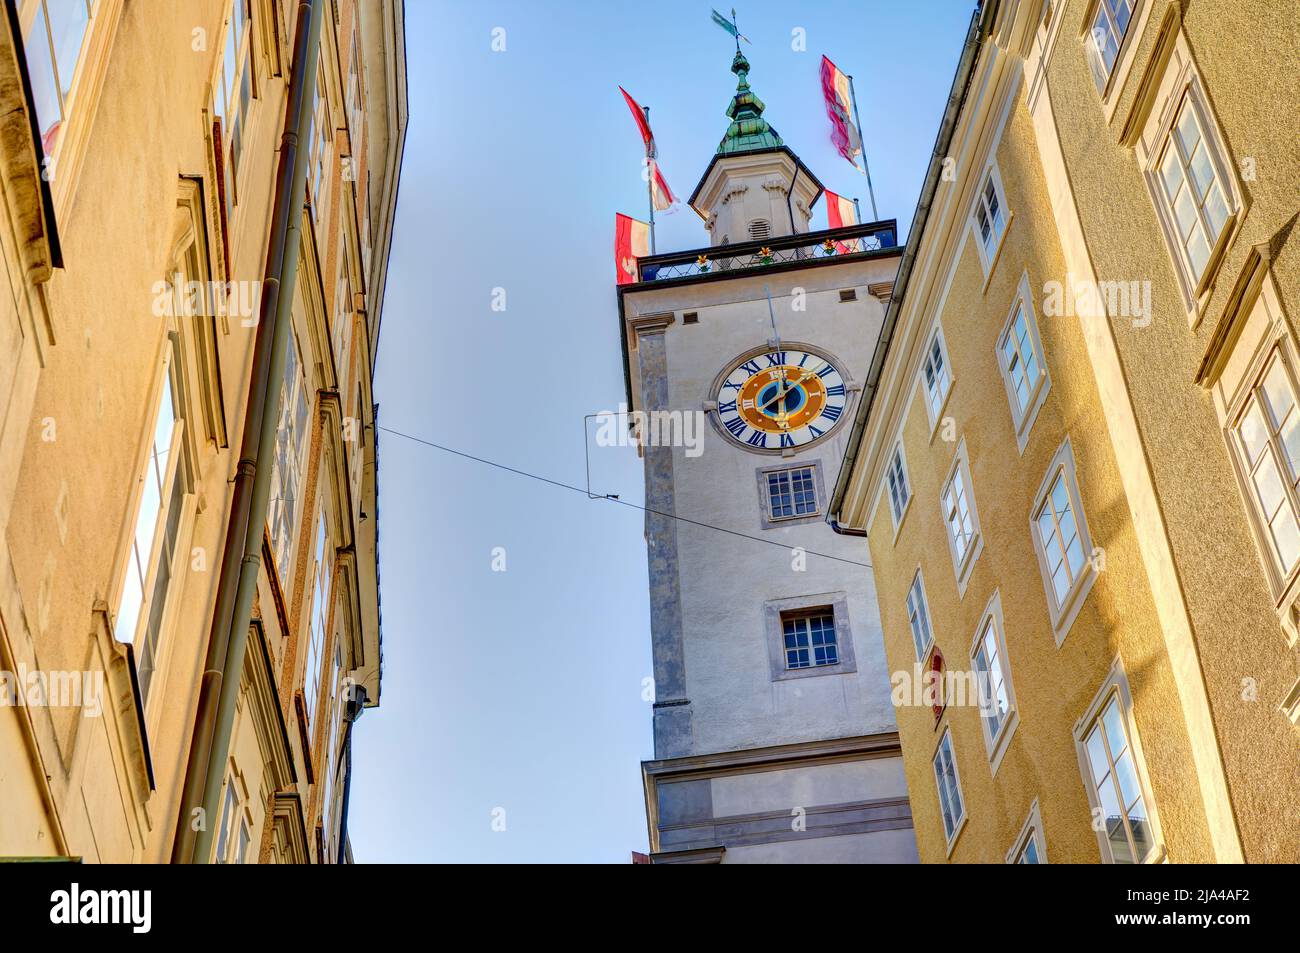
[1011,374,1051,456]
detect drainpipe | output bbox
[172,0,325,864]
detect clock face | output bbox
[714,347,849,451]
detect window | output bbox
[970,592,1017,771]
[115,346,191,704]
[307,65,333,229]
[1007,799,1047,864]
[320,640,343,852]
[997,274,1050,451]
[268,329,310,583]
[972,168,1007,271]
[941,440,981,591]
[1086,0,1133,90]
[215,775,239,864]
[922,327,952,425]
[932,729,965,846]
[304,512,332,728]
[1031,439,1096,639]
[1232,351,1300,578]
[1156,94,1232,287]
[235,818,251,864]
[767,465,817,520]
[212,0,255,216]
[782,610,838,670]
[21,0,95,155]
[1077,676,1159,863]
[906,570,933,660]
[333,231,354,397]
[763,592,857,681]
[887,443,910,527]
[344,26,364,163]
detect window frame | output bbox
[1138,57,1242,321]
[885,440,912,538]
[940,438,982,595]
[1072,659,1164,864]
[970,163,1011,280]
[303,506,334,730]
[996,272,1051,454]
[762,591,857,682]
[968,590,1018,774]
[1082,0,1137,97]
[920,323,954,434]
[755,460,825,529]
[1030,437,1097,643]
[111,340,196,714]
[1225,342,1300,600]
[906,568,934,661]
[210,0,258,220]
[932,727,967,853]
[1006,797,1047,864]
[267,324,312,588]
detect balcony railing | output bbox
[636,220,898,283]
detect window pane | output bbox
[47,0,90,101]
[1238,403,1269,466]
[1174,105,1202,160]
[24,11,62,148]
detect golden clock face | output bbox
[715,348,848,451]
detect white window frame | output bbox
[996,272,1051,453]
[940,438,982,595]
[1073,659,1164,864]
[932,727,967,853]
[920,323,953,433]
[968,590,1018,774]
[759,461,823,526]
[1136,43,1242,322]
[1227,345,1300,595]
[214,769,245,864]
[112,341,195,712]
[1082,0,1140,100]
[1006,798,1047,863]
[906,568,934,661]
[1030,437,1097,643]
[210,0,257,219]
[304,508,333,730]
[970,163,1011,280]
[268,324,312,586]
[886,440,912,538]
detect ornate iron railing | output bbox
[637,221,897,283]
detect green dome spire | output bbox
[717,48,783,155]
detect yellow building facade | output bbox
[831,0,1298,863]
[0,0,405,863]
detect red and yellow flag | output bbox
[615,213,651,285]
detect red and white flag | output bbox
[620,86,677,211]
[825,189,857,229]
[649,159,676,211]
[615,213,651,285]
[820,55,863,171]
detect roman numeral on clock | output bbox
[746,430,768,448]
[765,351,786,367]
[821,403,843,422]
[826,383,845,397]
[718,400,737,414]
[723,416,746,437]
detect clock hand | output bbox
[760,372,805,413]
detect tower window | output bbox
[682,311,699,325]
[781,609,838,669]
[766,466,818,520]
[839,289,858,302]
[748,219,771,241]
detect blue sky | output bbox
[349,0,976,863]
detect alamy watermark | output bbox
[151,273,263,326]
[593,404,705,458]
[1043,272,1152,328]
[0,665,104,718]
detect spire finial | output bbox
[716,46,782,155]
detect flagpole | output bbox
[846,73,879,221]
[853,198,862,225]
[644,105,656,255]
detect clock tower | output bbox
[617,50,918,863]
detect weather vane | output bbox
[711,7,751,48]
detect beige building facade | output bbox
[0,0,405,863]
[830,0,1298,863]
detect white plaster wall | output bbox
[626,257,901,754]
